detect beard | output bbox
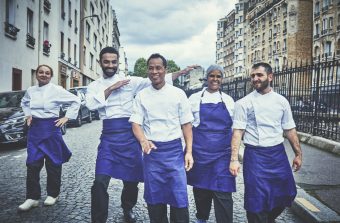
[253,78,270,92]
[102,67,117,77]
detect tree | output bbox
[133,58,147,77]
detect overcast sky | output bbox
[111,0,236,71]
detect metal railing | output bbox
[187,58,340,141]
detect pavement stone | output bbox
[0,121,305,222]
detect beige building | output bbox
[216,17,227,68]
[244,0,313,75]
[313,0,340,61]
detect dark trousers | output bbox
[147,204,189,223]
[193,187,233,223]
[246,207,285,223]
[91,174,139,223]
[26,157,62,200]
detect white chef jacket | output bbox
[21,83,81,120]
[233,89,296,147]
[85,72,173,119]
[129,83,194,142]
[189,88,235,127]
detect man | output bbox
[229,62,302,223]
[129,53,194,223]
[86,47,196,223]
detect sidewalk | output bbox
[238,133,340,223]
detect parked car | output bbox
[291,100,329,113]
[0,90,67,144]
[69,86,100,120]
[67,88,92,127]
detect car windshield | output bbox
[69,89,77,95]
[0,91,25,108]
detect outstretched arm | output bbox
[171,65,200,80]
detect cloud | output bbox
[112,0,236,70]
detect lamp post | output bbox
[79,14,99,86]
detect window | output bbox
[329,17,333,28]
[323,18,327,30]
[90,53,94,69]
[43,22,49,41]
[60,32,64,53]
[83,46,86,66]
[325,41,332,55]
[61,0,65,18]
[90,3,95,18]
[6,0,15,24]
[94,34,97,50]
[27,8,33,35]
[86,21,90,42]
[74,44,77,65]
[68,1,71,21]
[315,2,320,12]
[68,38,71,60]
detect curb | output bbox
[297,132,340,156]
[238,143,340,223]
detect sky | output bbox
[111,0,236,71]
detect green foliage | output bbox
[167,60,181,87]
[133,58,147,78]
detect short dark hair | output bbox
[252,62,273,74]
[99,47,119,61]
[147,53,167,68]
[36,64,53,77]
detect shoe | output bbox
[18,199,39,211]
[196,219,207,223]
[123,209,136,223]
[44,196,58,206]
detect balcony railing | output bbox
[4,22,20,39]
[282,47,287,53]
[68,19,72,27]
[322,5,329,12]
[283,11,287,17]
[26,33,35,47]
[314,12,320,18]
[269,36,272,41]
[337,50,340,55]
[337,25,340,31]
[44,0,51,12]
[314,34,320,39]
[321,29,328,35]
[75,27,78,33]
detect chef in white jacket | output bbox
[19,64,80,211]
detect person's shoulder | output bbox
[221,92,234,102]
[272,91,289,103]
[236,91,253,104]
[168,84,186,95]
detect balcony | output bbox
[321,29,328,35]
[43,40,51,55]
[269,36,272,41]
[322,5,329,12]
[283,11,287,17]
[75,27,78,34]
[68,19,72,27]
[337,25,340,31]
[4,22,20,39]
[61,12,65,20]
[26,33,35,48]
[262,40,265,45]
[314,12,320,18]
[314,34,320,39]
[273,33,277,38]
[44,0,51,13]
[337,50,340,55]
[60,52,65,59]
[282,47,287,53]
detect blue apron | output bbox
[27,117,71,166]
[187,90,235,192]
[243,143,297,213]
[143,138,188,208]
[95,118,143,182]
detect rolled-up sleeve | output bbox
[21,90,31,116]
[232,101,247,129]
[179,92,194,124]
[129,93,144,125]
[282,100,296,130]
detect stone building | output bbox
[244,0,313,75]
[0,0,120,92]
[216,17,227,68]
[313,0,340,61]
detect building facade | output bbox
[244,0,313,74]
[0,0,120,92]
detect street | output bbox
[0,121,305,223]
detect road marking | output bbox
[296,197,320,212]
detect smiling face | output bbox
[36,65,52,86]
[147,57,166,89]
[250,66,273,94]
[100,53,119,78]
[207,69,223,93]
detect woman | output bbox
[18,64,80,211]
[187,65,236,223]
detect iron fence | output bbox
[189,58,340,142]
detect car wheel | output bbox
[61,123,67,135]
[95,111,100,120]
[87,112,92,123]
[75,113,82,127]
